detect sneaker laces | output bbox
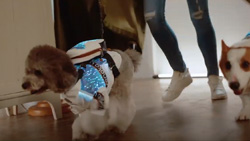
[166,72,184,92]
[209,77,224,91]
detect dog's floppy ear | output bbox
[58,62,78,91]
[44,63,77,93]
[40,47,77,93]
[56,70,77,92]
[221,40,229,53]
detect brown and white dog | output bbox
[219,33,250,120]
[22,40,141,140]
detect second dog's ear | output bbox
[221,40,229,53]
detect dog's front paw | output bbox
[73,133,99,141]
[72,132,88,141]
[107,127,126,134]
[236,108,250,121]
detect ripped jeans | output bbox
[144,0,218,76]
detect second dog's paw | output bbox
[236,109,250,121]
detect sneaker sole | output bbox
[212,95,227,100]
[162,78,193,102]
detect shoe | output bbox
[162,69,193,102]
[208,75,227,100]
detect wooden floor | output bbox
[1,78,250,141]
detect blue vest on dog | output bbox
[66,39,121,110]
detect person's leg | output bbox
[186,0,218,76]
[144,0,186,72]
[186,0,227,100]
[144,0,192,102]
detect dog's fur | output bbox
[219,37,250,120]
[22,45,141,140]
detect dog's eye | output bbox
[225,61,231,70]
[242,61,249,69]
[34,70,43,76]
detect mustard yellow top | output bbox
[101,0,145,49]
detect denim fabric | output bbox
[144,0,219,76]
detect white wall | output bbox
[0,0,55,95]
[0,0,55,117]
[135,0,250,78]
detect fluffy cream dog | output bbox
[22,43,141,140]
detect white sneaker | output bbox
[162,69,193,102]
[208,75,227,100]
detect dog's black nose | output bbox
[229,82,240,90]
[22,82,30,89]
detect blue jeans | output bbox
[144,0,218,76]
